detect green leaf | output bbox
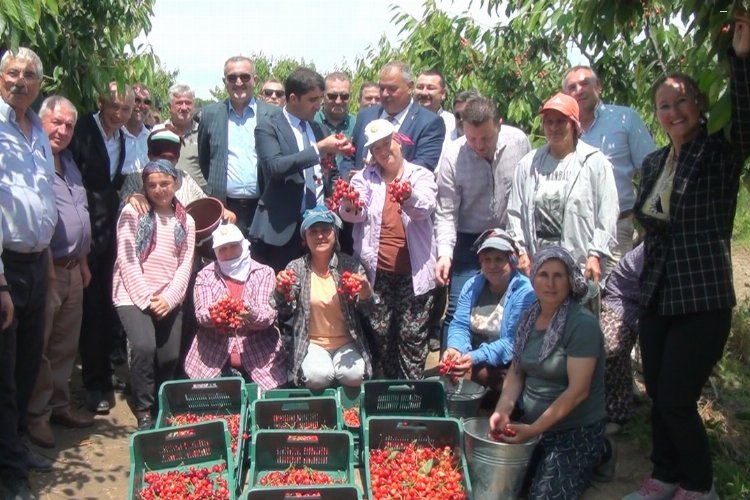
[418,458,435,475]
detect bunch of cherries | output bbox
[326,179,365,212]
[138,463,230,500]
[276,269,297,302]
[337,271,362,303]
[438,358,460,384]
[208,296,248,333]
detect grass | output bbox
[733,187,750,246]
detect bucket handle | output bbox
[196,234,213,247]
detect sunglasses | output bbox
[135,97,152,106]
[225,73,253,84]
[326,92,351,102]
[263,89,284,98]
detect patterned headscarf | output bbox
[512,246,588,369]
[135,159,188,262]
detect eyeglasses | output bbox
[263,89,284,98]
[326,92,351,102]
[225,73,253,84]
[135,97,152,105]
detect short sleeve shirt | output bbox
[518,306,606,431]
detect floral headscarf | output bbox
[135,159,188,262]
[512,246,588,369]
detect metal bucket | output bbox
[463,417,539,500]
[427,376,488,418]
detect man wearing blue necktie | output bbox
[250,67,352,272]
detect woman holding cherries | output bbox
[184,223,286,391]
[339,118,438,380]
[272,206,374,389]
[489,246,612,498]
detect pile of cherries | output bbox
[342,407,360,427]
[438,358,460,384]
[326,179,365,212]
[276,269,297,302]
[208,296,248,333]
[258,466,338,487]
[368,443,467,500]
[166,413,247,457]
[138,463,230,500]
[387,178,412,213]
[337,271,362,303]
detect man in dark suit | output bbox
[249,67,351,272]
[339,61,446,180]
[198,55,278,236]
[68,81,133,414]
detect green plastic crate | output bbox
[239,382,261,491]
[363,416,472,500]
[262,388,338,399]
[248,430,355,489]
[242,485,362,499]
[252,396,341,431]
[155,377,248,490]
[360,380,447,430]
[337,386,362,465]
[129,420,236,500]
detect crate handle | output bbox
[189,382,220,390]
[383,384,416,392]
[395,421,428,431]
[287,435,319,443]
[281,401,311,411]
[283,495,322,500]
[165,428,196,440]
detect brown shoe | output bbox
[51,410,95,428]
[27,420,55,448]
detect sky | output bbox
[135,0,499,99]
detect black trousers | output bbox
[639,305,731,491]
[79,245,117,393]
[0,250,48,481]
[117,306,182,413]
[225,197,258,238]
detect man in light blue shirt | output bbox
[563,66,656,266]
[0,47,58,498]
[198,56,278,236]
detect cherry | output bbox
[208,296,248,333]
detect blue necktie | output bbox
[299,121,317,211]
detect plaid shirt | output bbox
[635,53,750,315]
[270,252,376,386]
[184,259,287,390]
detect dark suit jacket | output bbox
[249,111,335,247]
[339,101,446,179]
[197,99,278,202]
[68,112,126,263]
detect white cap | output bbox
[211,224,244,249]
[363,119,395,148]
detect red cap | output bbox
[541,92,581,134]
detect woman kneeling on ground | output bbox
[441,229,535,393]
[184,223,287,390]
[489,246,614,498]
[272,206,374,389]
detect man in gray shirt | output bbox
[435,97,531,349]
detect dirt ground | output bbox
[28,245,750,499]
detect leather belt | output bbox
[53,257,79,269]
[618,209,634,220]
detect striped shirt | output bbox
[184,260,287,390]
[112,204,195,310]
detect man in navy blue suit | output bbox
[340,61,446,180]
[249,68,351,272]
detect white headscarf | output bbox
[217,239,252,282]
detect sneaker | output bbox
[673,485,719,500]
[622,477,678,500]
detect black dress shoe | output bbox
[1,478,37,500]
[137,414,154,431]
[25,448,52,473]
[86,391,110,414]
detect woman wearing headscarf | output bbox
[489,246,613,498]
[441,229,535,389]
[507,93,618,284]
[623,13,750,500]
[339,118,438,379]
[112,159,195,430]
[272,206,374,389]
[184,223,286,390]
